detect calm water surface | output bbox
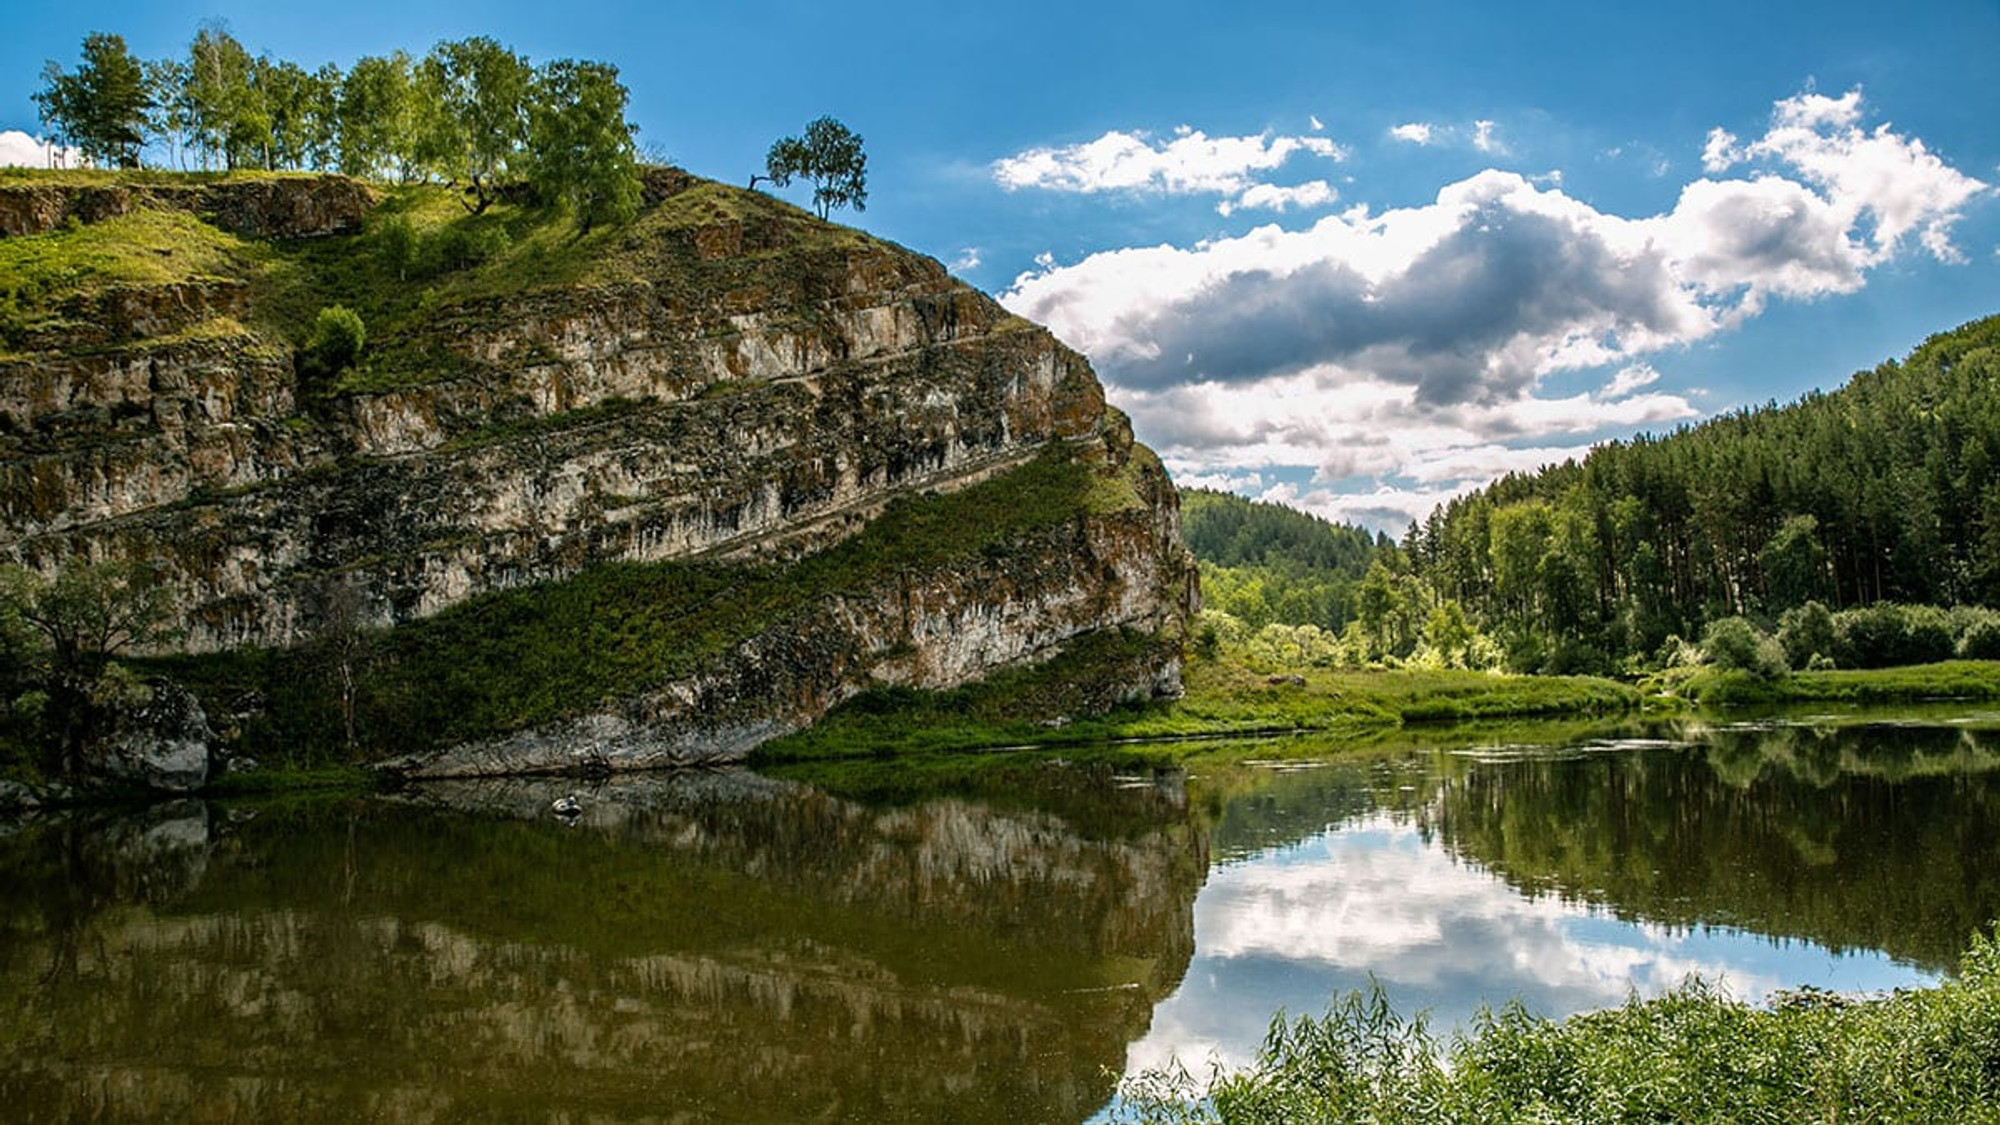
[4,713,1999,1121]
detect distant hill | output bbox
[1406,313,2000,665]
[1179,488,1387,631]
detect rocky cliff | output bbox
[0,170,1195,773]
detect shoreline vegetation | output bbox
[1110,927,2000,1124]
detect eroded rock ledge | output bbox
[1,172,1196,771]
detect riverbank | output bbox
[750,644,1646,764]
[13,656,1998,807]
[1672,659,2000,706]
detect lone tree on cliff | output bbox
[761,116,867,220]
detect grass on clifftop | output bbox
[1,169,902,386]
[0,208,261,353]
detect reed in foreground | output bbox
[1112,925,2000,1124]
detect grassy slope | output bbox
[0,169,906,378]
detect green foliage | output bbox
[1113,926,2000,1124]
[1961,614,2000,660]
[1760,513,1832,612]
[36,32,153,168]
[1776,600,1836,669]
[419,37,532,211]
[335,51,414,179]
[1181,488,1384,573]
[0,560,179,777]
[25,22,644,208]
[1681,660,2000,705]
[525,59,639,231]
[1702,616,1789,680]
[1833,602,1956,669]
[1178,488,1387,635]
[1182,490,1498,671]
[183,23,258,170]
[305,303,365,375]
[759,652,1642,764]
[1408,315,2000,670]
[763,116,868,220]
[0,561,177,681]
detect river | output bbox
[3,710,1998,1121]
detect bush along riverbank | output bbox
[1669,659,2000,707]
[1111,924,2000,1124]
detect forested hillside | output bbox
[1180,489,1385,629]
[1406,314,2000,670]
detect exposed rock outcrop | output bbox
[0,171,1196,770]
[0,174,374,238]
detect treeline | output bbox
[1181,488,1385,631]
[1180,489,1487,669]
[33,26,640,226]
[1406,314,2000,672]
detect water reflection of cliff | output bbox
[1424,722,2000,972]
[0,768,1207,1122]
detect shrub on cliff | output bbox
[304,304,365,379]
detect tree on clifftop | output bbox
[763,116,868,220]
[527,59,640,232]
[35,32,154,168]
[419,36,532,212]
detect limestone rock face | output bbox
[1,173,1196,769]
[0,175,374,238]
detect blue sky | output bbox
[7,1,1998,530]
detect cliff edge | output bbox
[0,169,1195,775]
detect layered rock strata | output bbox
[0,173,1196,768]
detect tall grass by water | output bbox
[1111,926,2000,1124]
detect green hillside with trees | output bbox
[1404,313,2000,678]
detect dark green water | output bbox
[4,713,2000,1122]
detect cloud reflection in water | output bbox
[1124,812,1936,1079]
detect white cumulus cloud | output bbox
[997,88,1988,531]
[0,130,80,168]
[1217,180,1338,216]
[1728,88,1988,262]
[992,126,1345,198]
[1390,122,1435,145]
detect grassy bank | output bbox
[1676,660,2000,706]
[751,649,1645,765]
[1113,927,2000,1124]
